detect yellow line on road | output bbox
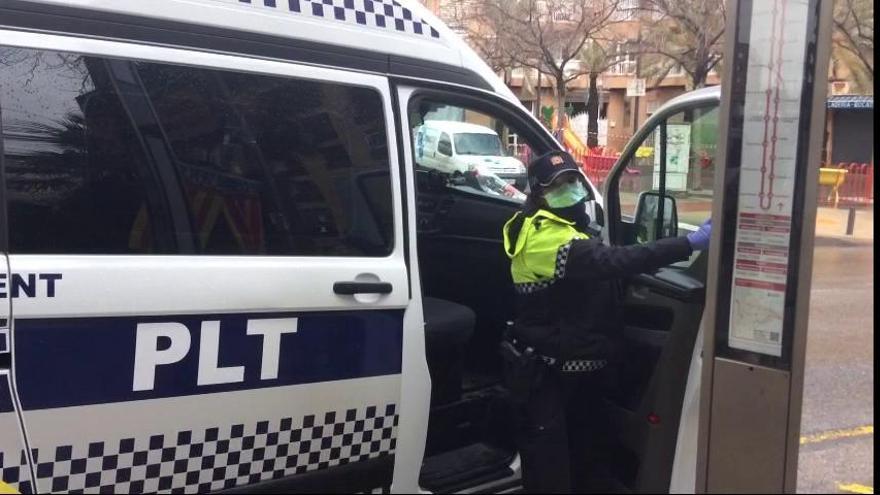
[838,483,874,494]
[800,425,873,445]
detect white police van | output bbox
[0,0,722,493]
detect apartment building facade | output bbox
[420,0,870,164]
[420,0,721,153]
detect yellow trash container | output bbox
[818,168,848,208]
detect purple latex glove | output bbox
[687,219,712,251]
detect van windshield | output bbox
[454,133,504,156]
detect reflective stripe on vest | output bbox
[503,210,589,294]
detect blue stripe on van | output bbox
[13,310,404,410]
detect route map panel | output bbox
[728,0,811,357]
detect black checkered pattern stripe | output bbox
[29,404,397,494]
[554,242,572,279]
[513,242,574,295]
[561,359,608,373]
[534,354,606,373]
[513,279,555,295]
[0,451,34,494]
[233,0,441,39]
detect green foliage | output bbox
[541,105,555,127]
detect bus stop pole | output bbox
[696,0,834,492]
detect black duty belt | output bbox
[506,334,607,374]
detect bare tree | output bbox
[443,0,520,83]
[639,0,726,89]
[447,0,620,129]
[832,0,873,90]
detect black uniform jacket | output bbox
[511,233,694,362]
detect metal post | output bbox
[633,29,642,136]
[535,70,543,120]
[846,207,857,236]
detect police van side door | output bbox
[1,31,409,494]
[604,97,720,492]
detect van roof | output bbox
[3,0,516,102]
[422,120,499,135]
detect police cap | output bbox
[528,151,583,189]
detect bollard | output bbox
[846,207,857,236]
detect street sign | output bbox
[626,78,645,97]
[697,0,833,492]
[726,0,816,357]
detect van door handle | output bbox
[333,282,393,295]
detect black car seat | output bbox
[423,297,476,406]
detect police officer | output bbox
[501,151,712,493]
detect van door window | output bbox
[410,101,533,199]
[616,106,719,249]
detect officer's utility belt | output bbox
[502,334,607,374]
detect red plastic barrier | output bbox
[819,162,874,206]
[582,155,619,187]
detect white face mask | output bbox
[544,181,588,208]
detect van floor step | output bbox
[419,442,515,493]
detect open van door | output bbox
[602,89,721,492]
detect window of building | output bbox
[609,43,638,75]
[1,47,394,257]
[563,59,584,79]
[551,5,573,22]
[612,0,640,21]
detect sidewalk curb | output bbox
[813,235,874,247]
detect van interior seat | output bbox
[423,297,476,406]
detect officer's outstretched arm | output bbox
[562,236,693,281]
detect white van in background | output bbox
[413,121,527,189]
[0,0,720,493]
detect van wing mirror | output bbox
[634,191,678,241]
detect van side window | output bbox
[0,47,394,257]
[0,48,172,254]
[437,133,453,156]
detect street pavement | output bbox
[814,206,874,242]
[797,209,874,494]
